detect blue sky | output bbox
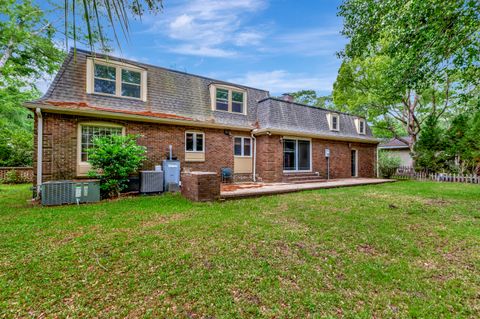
[39,0,347,96]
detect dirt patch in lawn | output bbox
[141,213,187,228]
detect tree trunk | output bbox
[0,38,14,69]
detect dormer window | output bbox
[359,119,366,134]
[86,58,147,101]
[328,113,340,131]
[211,85,246,114]
[355,118,366,134]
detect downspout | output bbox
[251,131,257,182]
[35,108,43,199]
[376,145,380,178]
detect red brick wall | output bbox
[33,112,248,182]
[255,134,377,182]
[33,113,377,184]
[181,172,220,201]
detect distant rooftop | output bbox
[379,137,411,149]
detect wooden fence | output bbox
[0,167,33,183]
[391,166,480,184]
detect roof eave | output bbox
[252,128,380,144]
[378,146,410,149]
[24,102,254,131]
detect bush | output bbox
[378,151,401,178]
[87,135,146,198]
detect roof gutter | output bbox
[252,128,380,144]
[378,146,409,150]
[35,108,43,200]
[24,102,254,132]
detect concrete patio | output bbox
[221,178,395,199]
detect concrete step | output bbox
[290,179,327,184]
[285,175,323,181]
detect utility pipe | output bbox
[35,108,43,199]
[251,131,257,182]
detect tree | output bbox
[88,135,146,198]
[443,110,480,174]
[0,88,38,166]
[0,0,65,168]
[333,56,453,152]
[0,0,65,89]
[290,90,335,109]
[413,115,446,172]
[338,0,480,90]
[335,0,479,154]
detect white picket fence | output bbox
[392,166,480,184]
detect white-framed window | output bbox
[78,123,124,163]
[234,137,252,157]
[358,119,366,134]
[211,85,246,114]
[185,132,204,152]
[328,113,340,131]
[86,58,147,101]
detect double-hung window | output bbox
[213,85,246,114]
[94,64,116,95]
[87,58,146,101]
[215,88,229,111]
[185,132,204,152]
[234,137,251,157]
[121,69,141,98]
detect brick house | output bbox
[25,49,379,194]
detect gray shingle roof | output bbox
[36,49,269,128]
[30,49,376,141]
[379,137,411,148]
[257,98,373,139]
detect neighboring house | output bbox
[25,49,379,193]
[378,137,413,166]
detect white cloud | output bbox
[234,31,264,46]
[146,0,268,57]
[229,70,335,94]
[169,45,237,58]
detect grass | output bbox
[0,181,479,318]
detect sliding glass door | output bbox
[283,139,311,171]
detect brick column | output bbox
[181,172,220,202]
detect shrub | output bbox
[87,135,146,198]
[378,151,401,178]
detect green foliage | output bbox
[290,90,335,109]
[0,0,65,89]
[87,135,146,198]
[335,0,479,148]
[443,111,480,174]
[0,88,38,166]
[0,0,64,167]
[414,115,445,172]
[338,0,480,90]
[378,151,401,178]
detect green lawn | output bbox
[0,182,479,318]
